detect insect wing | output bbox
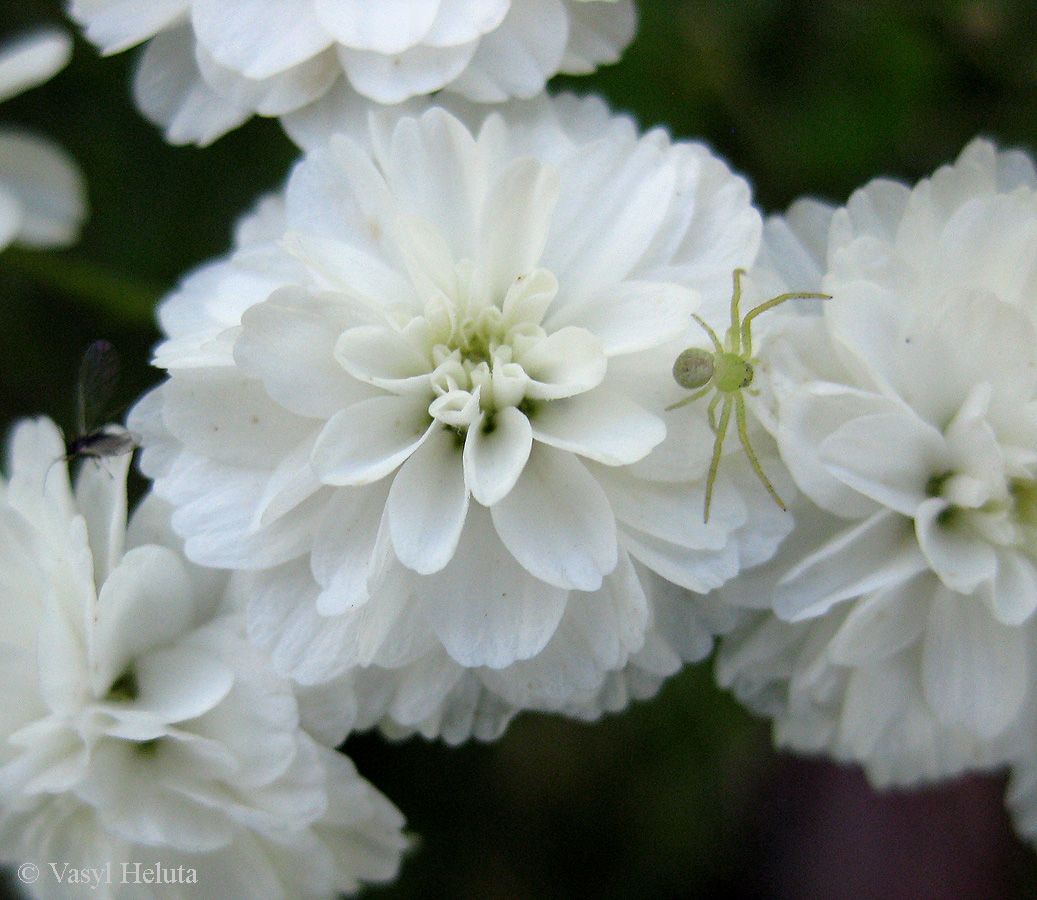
[77,340,121,437]
[68,425,138,460]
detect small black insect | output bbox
[64,340,138,462]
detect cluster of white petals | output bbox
[717,138,1037,786]
[128,93,788,741]
[67,0,636,145]
[0,418,408,899]
[0,29,86,249]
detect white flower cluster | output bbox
[129,93,780,743]
[4,0,1037,892]
[719,139,1037,798]
[68,0,636,145]
[0,419,407,899]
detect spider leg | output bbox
[740,290,831,357]
[707,390,722,433]
[665,384,715,411]
[728,268,746,355]
[734,393,786,512]
[703,396,733,523]
[692,313,724,355]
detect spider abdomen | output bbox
[672,347,715,390]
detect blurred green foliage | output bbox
[1,1,1036,898]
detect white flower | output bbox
[0,29,87,249]
[130,95,782,740]
[0,418,408,899]
[718,138,1037,785]
[67,0,636,146]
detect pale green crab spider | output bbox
[666,268,830,523]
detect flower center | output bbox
[105,669,138,703]
[927,470,1037,551]
[422,270,553,432]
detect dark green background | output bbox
[1,1,1036,897]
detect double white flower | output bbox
[719,138,1037,786]
[130,95,784,740]
[68,0,635,145]
[0,418,407,899]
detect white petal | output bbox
[0,131,86,247]
[167,459,316,569]
[501,267,558,328]
[546,281,699,356]
[74,450,131,587]
[826,575,930,666]
[559,0,636,72]
[463,406,532,505]
[425,0,510,47]
[195,41,338,117]
[332,566,435,668]
[334,324,432,394]
[130,644,235,724]
[473,157,559,302]
[548,154,679,305]
[78,741,236,852]
[161,369,313,468]
[6,417,72,519]
[315,0,439,54]
[382,110,485,259]
[818,411,948,516]
[192,0,331,79]
[491,445,617,590]
[519,326,606,399]
[312,394,434,485]
[388,426,469,573]
[914,496,997,594]
[0,508,46,647]
[133,26,251,146]
[235,287,369,419]
[280,231,414,309]
[448,0,567,101]
[922,590,1027,738]
[393,213,461,301]
[774,511,927,621]
[69,0,188,55]
[776,382,901,518]
[531,391,664,466]
[245,561,350,681]
[620,525,740,593]
[312,482,391,614]
[486,551,648,703]
[0,29,71,103]
[248,433,323,530]
[988,551,1037,626]
[340,39,477,104]
[91,546,195,696]
[596,464,738,549]
[426,507,568,667]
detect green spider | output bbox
[666,268,830,523]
